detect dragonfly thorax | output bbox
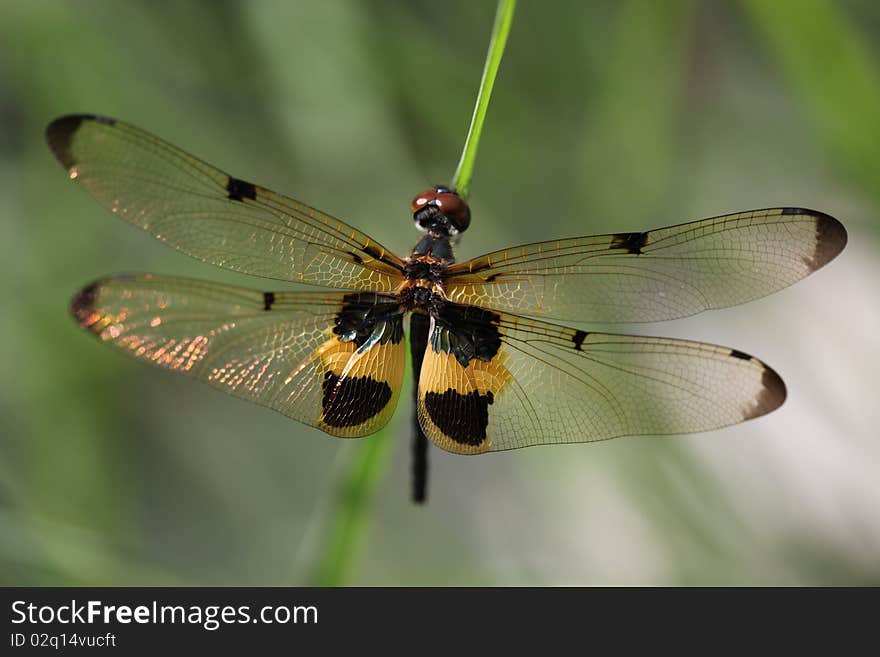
[397,279,446,316]
[411,232,454,263]
[406,240,450,272]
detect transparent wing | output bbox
[418,309,785,454]
[47,115,405,291]
[446,208,846,323]
[71,275,406,437]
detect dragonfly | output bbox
[47,114,847,503]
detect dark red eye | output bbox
[411,190,438,214]
[434,193,471,233]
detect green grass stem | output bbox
[451,0,516,198]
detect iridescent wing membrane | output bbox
[72,275,405,437]
[46,115,405,290]
[445,208,846,323]
[50,115,847,452]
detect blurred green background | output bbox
[1,0,877,585]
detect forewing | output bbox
[47,115,404,291]
[71,275,406,437]
[446,208,846,323]
[417,306,785,454]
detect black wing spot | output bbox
[263,292,275,311]
[572,330,588,351]
[361,244,385,261]
[350,252,364,265]
[362,244,381,259]
[334,293,404,346]
[730,349,751,361]
[485,273,500,282]
[359,243,402,271]
[610,231,648,254]
[424,389,494,446]
[432,303,502,366]
[226,176,257,202]
[322,372,392,428]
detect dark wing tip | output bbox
[45,114,116,169]
[781,207,847,271]
[746,362,787,420]
[70,280,101,328]
[70,274,146,326]
[811,212,848,271]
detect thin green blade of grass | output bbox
[451,0,516,199]
[309,428,394,586]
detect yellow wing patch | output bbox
[316,330,405,438]
[417,343,512,455]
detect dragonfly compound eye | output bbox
[434,192,471,234]
[411,188,470,234]
[411,189,439,231]
[411,190,438,214]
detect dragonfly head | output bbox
[411,185,471,235]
